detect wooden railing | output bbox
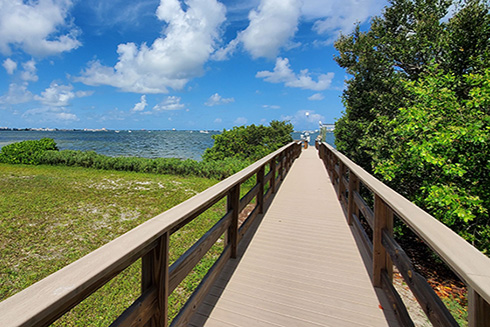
[0,141,302,327]
[318,142,490,327]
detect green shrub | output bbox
[203,120,293,162]
[38,149,248,180]
[0,138,58,165]
[3,138,254,180]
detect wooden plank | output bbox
[321,142,490,305]
[169,214,231,293]
[110,287,158,327]
[264,170,272,184]
[257,167,265,214]
[380,271,414,327]
[270,157,276,194]
[170,246,231,327]
[352,213,373,257]
[382,230,458,327]
[227,185,240,259]
[468,287,490,327]
[354,191,374,229]
[191,147,396,327]
[347,172,359,226]
[237,205,259,244]
[264,187,272,202]
[238,184,259,212]
[373,195,392,288]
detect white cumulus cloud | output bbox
[308,93,324,101]
[22,107,79,123]
[0,0,80,57]
[240,0,301,59]
[131,95,148,112]
[205,93,235,106]
[153,96,185,111]
[3,58,17,74]
[21,60,38,82]
[214,0,301,60]
[302,0,386,44]
[34,83,92,107]
[0,83,33,104]
[256,57,334,91]
[77,0,226,94]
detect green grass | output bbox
[0,163,231,325]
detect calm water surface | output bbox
[0,130,335,160]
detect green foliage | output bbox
[39,150,249,180]
[202,120,293,162]
[334,0,489,172]
[0,138,58,165]
[334,0,490,253]
[374,67,490,253]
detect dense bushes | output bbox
[0,138,58,165]
[203,120,293,161]
[0,139,250,180]
[333,0,490,253]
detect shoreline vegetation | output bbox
[0,120,294,325]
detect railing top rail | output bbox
[0,141,300,327]
[322,142,490,304]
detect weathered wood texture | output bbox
[189,147,399,327]
[318,142,490,327]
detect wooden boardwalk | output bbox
[189,147,399,327]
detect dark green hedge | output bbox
[0,139,250,180]
[0,138,58,165]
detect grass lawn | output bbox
[0,163,229,325]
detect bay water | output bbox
[0,130,334,161]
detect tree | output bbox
[374,67,490,253]
[334,0,452,171]
[334,0,490,252]
[202,120,294,162]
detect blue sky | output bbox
[0,0,387,131]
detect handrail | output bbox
[0,141,302,327]
[318,142,490,327]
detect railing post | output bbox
[280,153,284,181]
[338,161,346,201]
[227,184,240,259]
[142,232,169,327]
[373,195,394,287]
[285,149,290,172]
[271,157,277,194]
[258,166,265,214]
[347,172,359,226]
[468,287,490,327]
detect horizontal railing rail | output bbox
[318,142,490,327]
[0,141,302,327]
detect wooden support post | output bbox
[257,166,265,214]
[338,161,345,201]
[271,157,276,194]
[373,195,393,287]
[468,287,490,327]
[227,184,240,259]
[280,153,284,181]
[285,150,290,172]
[141,232,169,327]
[385,207,394,282]
[347,172,359,226]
